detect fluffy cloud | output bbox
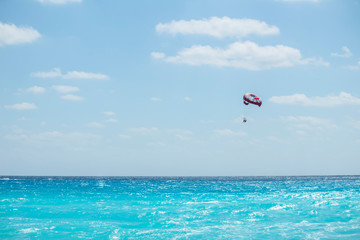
[61,94,84,101]
[129,127,158,134]
[36,0,81,4]
[154,41,328,70]
[5,129,102,148]
[27,86,46,94]
[31,68,109,80]
[352,121,360,130]
[167,128,193,135]
[148,141,166,147]
[332,46,352,58]
[269,92,360,107]
[5,102,37,110]
[0,22,41,47]
[106,118,118,123]
[31,68,62,78]
[282,116,337,135]
[343,60,360,71]
[87,122,105,128]
[282,116,337,129]
[156,17,279,39]
[214,129,246,136]
[62,71,109,80]
[151,97,162,102]
[151,52,165,59]
[174,134,190,141]
[119,134,131,139]
[153,16,329,70]
[169,129,193,141]
[103,111,115,116]
[52,85,79,93]
[277,0,319,2]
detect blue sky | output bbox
[1,0,360,176]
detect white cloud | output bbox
[277,0,319,2]
[332,46,352,58]
[184,96,192,101]
[296,130,306,135]
[87,122,105,128]
[267,136,283,142]
[170,129,193,141]
[151,97,162,102]
[156,17,279,39]
[282,116,337,129]
[5,131,62,141]
[36,0,82,4]
[0,22,41,47]
[17,117,28,121]
[200,119,216,124]
[34,131,64,139]
[31,68,62,78]
[168,128,193,135]
[175,134,190,141]
[31,68,109,80]
[5,102,37,110]
[214,129,246,136]
[300,57,329,67]
[129,127,158,134]
[5,129,102,148]
[148,141,166,147]
[343,60,360,70]
[119,134,131,139]
[151,52,165,59]
[352,121,360,130]
[106,118,118,123]
[103,111,115,116]
[62,71,109,80]
[27,86,46,94]
[52,85,79,93]
[61,94,84,101]
[269,92,360,107]
[156,41,328,70]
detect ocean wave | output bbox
[1,176,360,239]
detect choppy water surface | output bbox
[1,176,360,239]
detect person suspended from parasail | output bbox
[242,93,262,123]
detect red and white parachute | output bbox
[243,93,262,107]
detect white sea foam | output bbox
[20,228,40,233]
[96,180,110,188]
[314,200,328,206]
[184,200,219,205]
[250,211,265,217]
[269,204,295,210]
[109,229,121,240]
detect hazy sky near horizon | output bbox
[1,0,360,176]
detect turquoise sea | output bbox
[1,176,360,239]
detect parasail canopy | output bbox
[243,93,262,107]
